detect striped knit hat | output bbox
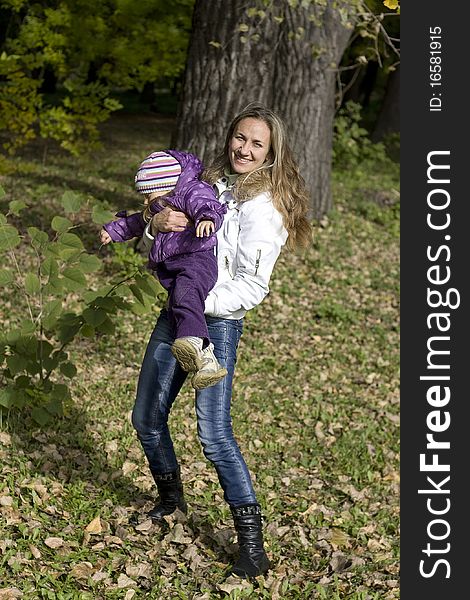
[135,151,181,194]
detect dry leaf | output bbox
[126,562,152,579]
[135,518,154,532]
[29,545,41,559]
[0,496,13,507]
[218,576,253,594]
[0,432,12,446]
[330,553,352,572]
[70,562,94,579]
[124,591,136,600]
[117,573,137,588]
[329,528,351,548]
[85,516,102,534]
[166,523,192,544]
[44,537,64,549]
[0,589,23,599]
[122,461,138,476]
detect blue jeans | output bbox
[132,309,258,507]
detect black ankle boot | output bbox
[229,504,270,578]
[148,468,187,522]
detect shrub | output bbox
[0,185,162,426]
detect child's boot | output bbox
[191,343,228,390]
[171,336,203,372]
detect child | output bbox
[100,149,228,390]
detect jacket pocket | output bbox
[224,255,234,279]
[254,249,262,275]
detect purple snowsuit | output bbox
[103,150,227,344]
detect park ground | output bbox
[0,113,399,599]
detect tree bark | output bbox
[172,0,356,218]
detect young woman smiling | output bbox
[131,102,311,578]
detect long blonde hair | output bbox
[203,102,312,251]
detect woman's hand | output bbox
[151,206,191,235]
[100,229,112,245]
[195,220,215,238]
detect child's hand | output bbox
[196,220,214,238]
[100,229,112,245]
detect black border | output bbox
[401,3,468,596]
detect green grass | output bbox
[0,115,399,599]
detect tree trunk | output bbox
[172,0,356,218]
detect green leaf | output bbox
[31,407,52,426]
[92,204,115,225]
[129,283,145,304]
[0,269,13,286]
[37,340,54,358]
[129,301,149,315]
[42,299,62,329]
[96,317,115,335]
[62,267,87,290]
[9,200,27,216]
[57,232,84,260]
[6,354,27,375]
[79,253,101,273]
[61,190,83,213]
[0,186,5,199]
[134,273,160,297]
[94,296,118,311]
[43,275,63,295]
[16,335,38,356]
[80,323,95,337]
[51,216,73,233]
[82,307,107,327]
[60,361,77,378]
[19,319,36,335]
[41,257,59,279]
[27,227,49,249]
[0,388,15,408]
[24,272,41,295]
[42,354,59,372]
[45,397,63,416]
[0,223,21,251]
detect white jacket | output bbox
[143,179,288,320]
[205,184,288,319]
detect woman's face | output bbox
[228,117,271,174]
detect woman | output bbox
[132,102,312,578]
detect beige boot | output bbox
[191,343,228,390]
[171,336,203,372]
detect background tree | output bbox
[172,0,360,218]
[0,0,194,155]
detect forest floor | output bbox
[0,113,400,599]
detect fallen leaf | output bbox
[70,562,94,579]
[218,577,253,594]
[0,589,23,599]
[330,553,352,572]
[0,432,12,446]
[135,518,154,532]
[329,528,351,548]
[85,516,102,534]
[122,460,138,476]
[117,573,137,588]
[126,562,152,579]
[165,523,192,544]
[44,537,64,549]
[29,545,41,559]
